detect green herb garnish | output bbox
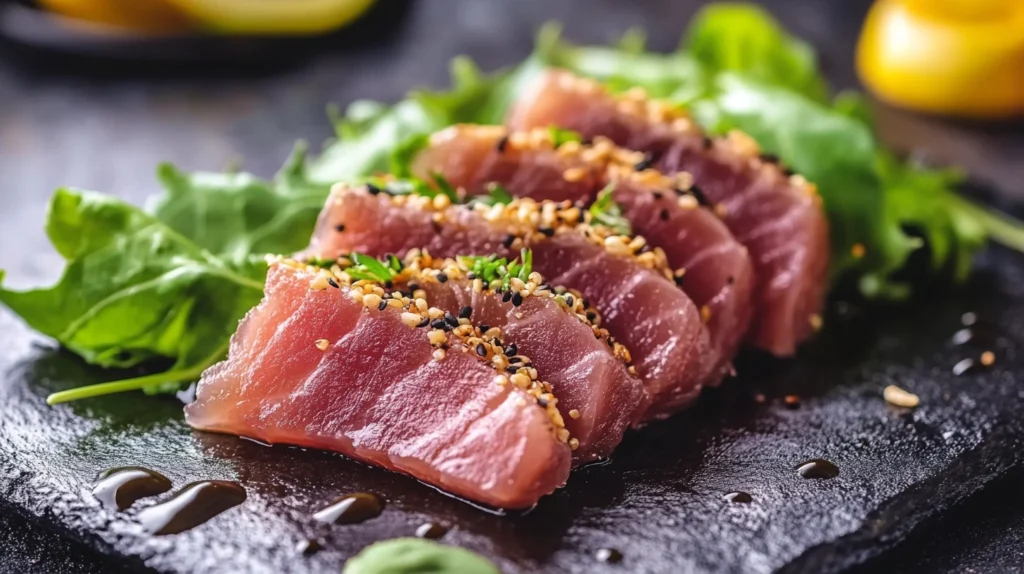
[461,249,533,291]
[346,253,401,283]
[470,182,515,207]
[589,184,632,235]
[548,126,582,147]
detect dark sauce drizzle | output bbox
[93,467,171,511]
[137,481,246,535]
[313,492,384,525]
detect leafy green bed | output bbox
[4,3,1022,403]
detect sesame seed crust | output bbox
[363,183,675,282]
[543,73,820,200]
[271,254,574,445]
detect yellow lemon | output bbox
[37,0,191,34]
[164,0,376,35]
[857,0,1024,118]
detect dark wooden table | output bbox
[1,1,1022,572]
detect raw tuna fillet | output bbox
[351,252,647,463]
[508,69,830,356]
[186,260,571,509]
[308,186,709,419]
[413,125,754,382]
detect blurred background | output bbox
[0,1,1022,572]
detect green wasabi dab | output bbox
[343,538,499,574]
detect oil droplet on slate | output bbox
[93,467,172,511]
[723,491,752,503]
[415,522,449,539]
[137,481,246,535]
[313,493,384,525]
[596,548,623,563]
[796,459,839,479]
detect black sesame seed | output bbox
[639,244,652,254]
[660,208,670,221]
[675,275,686,286]
[511,292,524,307]
[502,291,513,303]
[582,298,591,308]
[504,343,518,357]
[431,319,447,330]
[476,343,488,357]
[383,280,393,289]
[496,134,509,153]
[440,342,449,350]
[431,220,443,234]
[652,191,664,200]
[334,224,346,232]
[416,317,430,328]
[467,272,476,279]
[508,356,522,364]
[565,295,574,307]
[502,234,516,249]
[702,136,713,149]
[366,183,382,195]
[586,311,597,321]
[459,306,473,319]
[408,283,420,291]
[727,276,735,285]
[607,337,615,347]
[437,272,448,283]
[378,300,388,311]
[577,211,587,223]
[327,278,340,289]
[759,152,780,164]
[444,313,459,327]
[634,153,654,171]
[537,397,549,407]
[479,324,490,334]
[506,365,520,374]
[689,184,709,206]
[783,167,796,177]
[538,227,555,237]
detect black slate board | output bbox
[2,244,1023,574]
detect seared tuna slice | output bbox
[508,69,830,356]
[308,187,709,419]
[328,251,647,463]
[412,125,753,382]
[185,260,571,509]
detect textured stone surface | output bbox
[2,246,1024,574]
[2,1,1024,572]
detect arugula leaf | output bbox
[0,188,266,404]
[682,3,828,102]
[588,184,632,236]
[151,144,331,263]
[309,55,546,185]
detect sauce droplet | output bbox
[796,459,840,479]
[137,481,246,535]
[92,467,171,511]
[297,538,324,556]
[313,492,383,525]
[723,491,752,503]
[596,548,623,563]
[415,522,449,539]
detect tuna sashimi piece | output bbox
[508,69,831,356]
[308,187,709,419]
[338,252,647,463]
[186,260,571,509]
[412,125,754,382]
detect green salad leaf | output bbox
[151,144,331,262]
[0,188,267,404]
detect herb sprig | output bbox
[588,185,632,235]
[346,253,403,283]
[460,249,534,291]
